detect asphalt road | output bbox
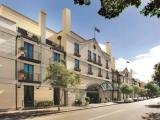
[27,98,160,120]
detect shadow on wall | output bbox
[142,113,160,120]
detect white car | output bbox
[124,98,133,103]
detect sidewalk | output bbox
[0,102,117,119]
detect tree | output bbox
[153,62,160,87]
[73,0,160,19]
[45,63,80,111]
[145,82,159,98]
[133,85,140,97]
[138,88,147,97]
[120,84,133,99]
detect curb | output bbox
[0,103,118,117]
[52,103,118,113]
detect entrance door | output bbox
[87,92,99,103]
[54,88,60,105]
[24,85,34,107]
[87,84,100,103]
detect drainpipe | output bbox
[15,34,19,110]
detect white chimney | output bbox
[39,10,46,43]
[62,8,71,33]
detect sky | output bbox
[0,0,160,82]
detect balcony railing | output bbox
[49,58,66,65]
[74,67,81,72]
[106,76,110,79]
[74,52,81,57]
[18,49,41,64]
[18,70,41,83]
[106,65,109,69]
[98,74,103,77]
[87,58,102,67]
[46,39,65,53]
[88,71,93,75]
[17,27,40,43]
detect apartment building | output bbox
[0,5,115,110]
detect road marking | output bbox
[88,109,125,120]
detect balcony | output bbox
[87,58,102,67]
[74,52,81,57]
[88,71,93,75]
[49,58,66,65]
[74,67,81,72]
[18,70,41,83]
[106,76,110,79]
[97,62,102,66]
[17,27,40,43]
[46,39,65,53]
[98,74,103,77]
[106,65,109,69]
[18,48,41,64]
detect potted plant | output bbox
[18,70,26,81]
[18,47,27,57]
[85,97,90,105]
[31,35,39,42]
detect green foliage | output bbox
[35,101,54,108]
[98,0,141,19]
[120,84,133,95]
[133,85,140,94]
[74,99,82,106]
[153,62,160,87]
[85,97,90,102]
[85,97,90,105]
[141,0,160,18]
[73,0,160,19]
[45,63,81,88]
[145,82,160,97]
[138,88,147,97]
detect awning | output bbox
[100,81,113,91]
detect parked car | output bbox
[133,98,138,102]
[124,98,133,103]
[137,97,143,101]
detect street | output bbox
[26,97,160,120]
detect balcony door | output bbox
[24,42,33,59]
[24,64,33,82]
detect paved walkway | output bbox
[0,102,116,115]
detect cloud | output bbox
[116,45,160,82]
[99,43,106,52]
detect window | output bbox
[106,71,109,79]
[98,68,101,76]
[74,43,79,54]
[106,60,109,69]
[98,55,101,64]
[24,64,33,81]
[24,42,33,59]
[53,52,60,62]
[88,64,92,74]
[93,53,96,62]
[88,50,91,60]
[74,59,80,69]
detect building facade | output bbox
[0,5,115,110]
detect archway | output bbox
[86,84,100,103]
[86,81,113,103]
